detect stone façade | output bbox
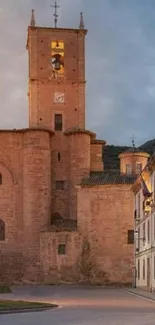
[0,11,150,285]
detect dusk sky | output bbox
[0,0,155,146]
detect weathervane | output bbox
[131,134,136,148]
[51,1,60,28]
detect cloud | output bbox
[0,0,155,145]
[85,0,155,145]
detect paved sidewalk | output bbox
[124,287,155,301]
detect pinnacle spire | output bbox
[79,12,84,29]
[30,9,36,27]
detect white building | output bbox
[132,154,155,291]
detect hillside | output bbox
[103,139,155,170]
[139,139,155,155]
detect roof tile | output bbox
[81,170,137,186]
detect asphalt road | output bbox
[0,285,155,325]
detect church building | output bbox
[0,9,149,285]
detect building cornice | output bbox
[28,26,88,34]
[119,151,150,159]
[91,139,106,145]
[0,128,54,136]
[64,128,96,139]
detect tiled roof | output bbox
[124,147,144,153]
[120,146,149,156]
[50,219,77,232]
[81,170,137,186]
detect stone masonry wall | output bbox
[77,185,134,285]
[68,132,91,220]
[51,133,70,220]
[0,129,53,284]
[90,143,104,172]
[23,130,52,282]
[40,231,82,283]
[0,132,24,283]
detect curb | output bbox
[123,289,155,302]
[0,304,58,315]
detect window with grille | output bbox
[147,220,150,242]
[127,229,134,244]
[138,227,140,250]
[143,222,145,245]
[137,193,140,218]
[54,114,62,131]
[56,181,65,190]
[137,259,140,280]
[0,220,5,241]
[0,174,2,185]
[58,244,66,255]
[143,258,145,279]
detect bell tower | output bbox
[26,9,87,131]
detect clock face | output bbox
[54,92,65,104]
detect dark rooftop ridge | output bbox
[81,170,137,186]
[124,147,145,153]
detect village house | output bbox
[132,153,155,291]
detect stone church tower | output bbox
[24,10,104,282]
[26,9,102,225]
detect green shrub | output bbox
[0,285,12,294]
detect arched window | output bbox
[0,173,2,185]
[0,219,5,241]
